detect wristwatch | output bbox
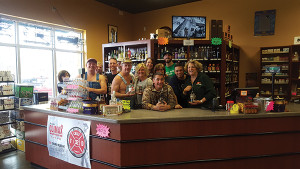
[200,100,203,103]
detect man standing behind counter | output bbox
[163,51,175,77]
[142,72,176,111]
[111,58,135,98]
[76,58,107,100]
[169,63,189,108]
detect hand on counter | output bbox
[189,98,206,106]
[153,101,171,111]
[175,104,183,109]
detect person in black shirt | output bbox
[104,58,118,104]
[169,63,189,108]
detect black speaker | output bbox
[216,20,223,38]
[210,20,217,38]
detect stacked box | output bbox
[15,85,34,98]
[0,139,12,152]
[16,138,25,152]
[0,125,10,139]
[14,98,33,109]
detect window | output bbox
[0,46,16,77]
[56,51,82,80]
[0,18,15,44]
[0,15,84,97]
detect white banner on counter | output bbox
[47,116,91,168]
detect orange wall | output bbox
[0,0,134,64]
[1,0,300,87]
[131,0,300,87]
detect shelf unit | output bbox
[0,75,17,154]
[290,45,300,101]
[259,46,291,99]
[102,39,240,105]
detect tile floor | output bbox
[0,150,34,169]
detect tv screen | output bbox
[172,16,206,38]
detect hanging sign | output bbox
[47,116,91,168]
[158,37,168,45]
[183,39,194,46]
[211,37,222,45]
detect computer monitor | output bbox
[230,87,259,103]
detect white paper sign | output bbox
[294,36,300,44]
[47,116,91,168]
[183,39,194,46]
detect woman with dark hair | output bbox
[153,63,171,84]
[57,70,70,94]
[145,58,154,79]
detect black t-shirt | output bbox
[169,75,189,108]
[104,72,118,104]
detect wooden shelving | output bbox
[102,39,240,105]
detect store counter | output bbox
[23,104,300,169]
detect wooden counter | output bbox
[23,104,300,169]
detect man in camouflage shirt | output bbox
[142,72,176,111]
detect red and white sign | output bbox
[47,116,91,168]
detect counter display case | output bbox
[102,39,240,105]
[23,104,300,169]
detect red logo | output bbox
[67,127,87,158]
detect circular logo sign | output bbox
[67,127,87,158]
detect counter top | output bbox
[22,104,300,124]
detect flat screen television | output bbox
[172,16,206,38]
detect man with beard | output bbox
[163,51,175,77]
[169,63,189,108]
[142,72,176,111]
[111,58,135,98]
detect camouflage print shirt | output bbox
[142,84,176,110]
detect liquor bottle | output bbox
[145,50,148,59]
[128,48,131,59]
[190,47,195,59]
[174,48,178,59]
[142,49,145,60]
[98,95,106,115]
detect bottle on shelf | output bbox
[292,51,299,61]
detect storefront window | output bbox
[19,23,52,47]
[55,29,82,51]
[0,46,16,76]
[20,48,53,96]
[0,14,84,97]
[56,51,82,81]
[0,18,15,44]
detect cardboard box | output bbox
[156,29,169,38]
[15,85,34,98]
[16,138,25,152]
[16,130,25,140]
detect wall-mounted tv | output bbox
[172,16,206,38]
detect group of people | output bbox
[58,51,217,111]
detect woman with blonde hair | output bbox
[145,58,154,78]
[183,60,216,108]
[134,63,153,108]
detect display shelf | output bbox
[259,46,293,100]
[0,95,15,98]
[0,74,17,154]
[0,121,15,126]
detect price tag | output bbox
[183,40,194,46]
